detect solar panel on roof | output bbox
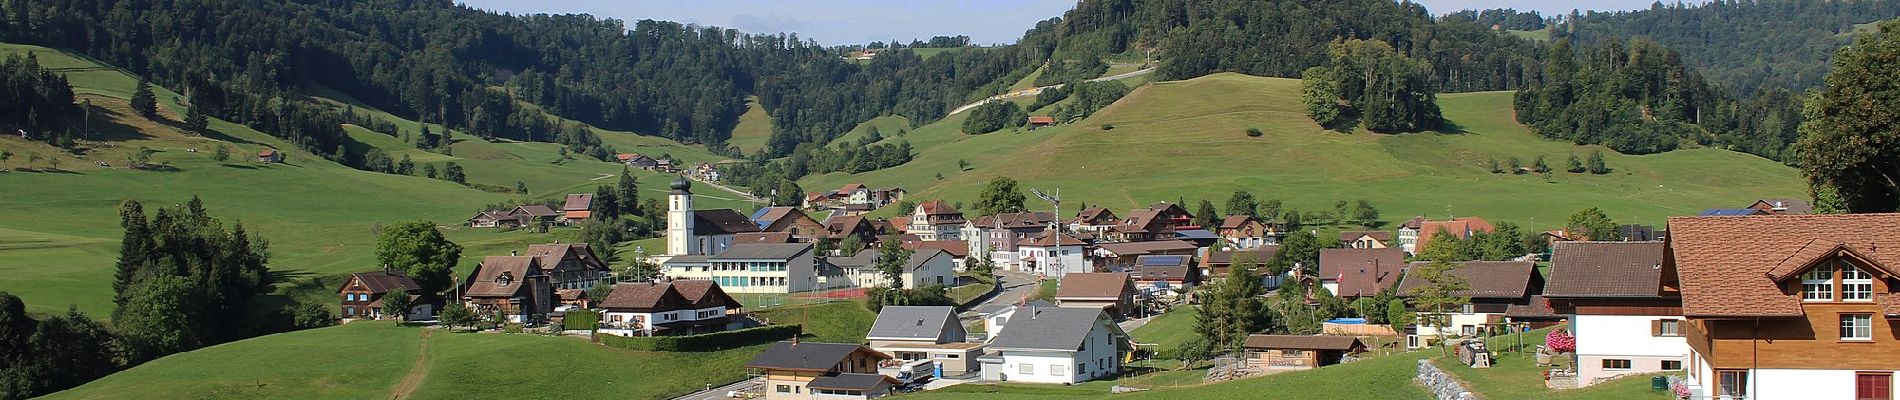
[1142,256,1186,266]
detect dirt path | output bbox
[387,329,434,400]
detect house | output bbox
[839,183,870,205]
[1697,208,1771,217]
[1172,229,1221,249]
[1667,214,1900,400]
[468,211,522,228]
[1054,272,1137,318]
[747,341,898,400]
[257,148,283,163]
[1201,246,1281,281]
[825,250,880,288]
[1617,224,1663,241]
[979,299,1058,341]
[1539,240,1680,387]
[337,271,433,321]
[509,205,561,226]
[1317,248,1408,298]
[687,209,767,256]
[1397,260,1542,348]
[736,232,798,245]
[561,194,593,222]
[1143,202,1197,229]
[1093,240,1197,272]
[752,207,825,241]
[460,256,555,324]
[616,153,658,169]
[907,200,967,241]
[851,249,957,289]
[867,306,986,375]
[961,212,1059,270]
[663,243,818,293]
[1744,198,1813,215]
[1015,233,1090,278]
[1026,116,1056,129]
[1069,207,1120,236]
[691,162,720,182]
[1216,215,1277,249]
[1107,207,1180,242]
[822,215,880,253]
[899,240,969,270]
[1132,255,1196,294]
[1407,216,1497,255]
[977,306,1132,384]
[597,280,743,337]
[1242,335,1367,370]
[1339,231,1391,249]
[1503,295,1565,329]
[556,289,589,308]
[523,243,611,290]
[653,158,676,172]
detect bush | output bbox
[564,309,601,330]
[598,324,804,352]
[1245,128,1264,137]
[292,302,335,329]
[1100,124,1114,131]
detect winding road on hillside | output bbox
[946,67,1156,116]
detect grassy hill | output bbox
[0,43,750,317]
[46,301,875,399]
[801,73,1805,227]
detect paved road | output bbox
[946,67,1156,115]
[961,270,1041,318]
[671,377,761,400]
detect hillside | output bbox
[0,43,749,318]
[800,73,1805,226]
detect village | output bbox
[334,163,1883,400]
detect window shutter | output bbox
[1651,319,1663,336]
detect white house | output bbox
[662,243,818,293]
[978,306,1132,384]
[978,299,1058,341]
[907,200,966,241]
[1398,261,1543,348]
[1541,241,1687,387]
[867,306,986,375]
[1015,233,1089,278]
[597,281,743,337]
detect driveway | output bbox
[671,377,761,400]
[961,270,1041,318]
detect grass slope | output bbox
[802,73,1803,227]
[726,96,774,154]
[43,321,424,400]
[0,43,747,317]
[1129,306,1199,358]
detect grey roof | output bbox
[988,306,1111,351]
[711,243,813,261]
[1543,241,1667,298]
[867,306,957,341]
[808,373,896,391]
[663,255,711,265]
[977,299,1056,315]
[746,341,882,371]
[905,249,950,271]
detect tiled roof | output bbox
[696,209,765,234]
[1135,256,1193,282]
[734,232,796,244]
[1668,214,1900,317]
[1219,215,1259,230]
[525,243,607,272]
[1504,295,1561,319]
[513,204,559,217]
[465,256,541,298]
[1095,240,1197,256]
[1017,232,1088,247]
[987,306,1115,351]
[747,341,886,371]
[1397,261,1538,299]
[1317,248,1408,297]
[917,200,960,215]
[598,282,685,310]
[1206,246,1281,265]
[1339,231,1392,243]
[1074,207,1117,224]
[974,212,1057,229]
[1416,217,1495,249]
[1055,273,1131,299]
[710,243,812,260]
[751,207,801,229]
[562,194,592,211]
[1543,241,1667,298]
[342,271,422,294]
[1749,198,1813,215]
[1242,335,1365,351]
[902,241,969,258]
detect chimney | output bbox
[511,250,518,256]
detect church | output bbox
[657,176,827,294]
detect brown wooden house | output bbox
[338,270,430,320]
[460,256,554,324]
[1243,335,1367,370]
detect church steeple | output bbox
[667,175,695,256]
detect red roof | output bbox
[1027,116,1056,125]
[1416,217,1496,249]
[1668,214,1900,317]
[564,210,592,220]
[258,149,276,157]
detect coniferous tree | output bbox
[183,101,208,132]
[130,78,157,119]
[615,168,640,216]
[1586,150,1609,174]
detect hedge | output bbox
[563,309,600,330]
[598,324,803,352]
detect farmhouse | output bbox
[1540,241,1684,387]
[1093,240,1197,272]
[1054,272,1137,319]
[1201,246,1280,280]
[1068,207,1119,236]
[1397,216,1495,255]
[751,206,825,241]
[867,306,985,375]
[1397,260,1542,348]
[747,341,898,400]
[460,256,555,324]
[978,306,1132,384]
[467,211,521,228]
[257,148,282,163]
[337,270,434,321]
[1317,248,1408,298]
[1107,207,1178,242]
[597,280,743,337]
[561,193,593,222]
[1338,231,1391,249]
[509,205,560,226]
[1216,215,1278,249]
[522,243,611,290]
[1242,334,1367,370]
[906,200,966,241]
[1667,214,1900,400]
[1026,115,1056,129]
[1131,255,1197,293]
[849,248,957,289]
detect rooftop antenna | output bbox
[1030,187,1061,276]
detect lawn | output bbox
[950,282,994,304]
[752,300,878,343]
[799,73,1805,229]
[42,321,425,400]
[724,96,774,154]
[1032,278,1059,301]
[1129,306,1199,358]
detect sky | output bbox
[457,0,1668,46]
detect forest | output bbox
[1557,0,1900,95]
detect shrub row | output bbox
[598,324,803,352]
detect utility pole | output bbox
[1030,187,1060,276]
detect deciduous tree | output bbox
[973,177,1027,216]
[373,221,462,295]
[1795,19,1900,212]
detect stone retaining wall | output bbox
[1416,359,1479,400]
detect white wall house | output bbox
[1573,315,1688,385]
[597,282,737,337]
[978,306,1130,384]
[1016,233,1089,278]
[663,243,817,293]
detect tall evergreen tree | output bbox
[129,78,157,119]
[112,200,149,313]
[615,167,640,216]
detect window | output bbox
[1718,370,1749,398]
[1661,360,1682,371]
[1656,319,1682,337]
[1461,325,1478,336]
[1019,363,1034,375]
[1050,364,1066,376]
[1859,373,1892,400]
[1804,263,1836,301]
[1842,314,1873,341]
[1602,359,1632,370]
[776,385,791,393]
[1460,304,1475,314]
[1844,265,1875,301]
[343,306,355,316]
[1078,363,1087,373]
